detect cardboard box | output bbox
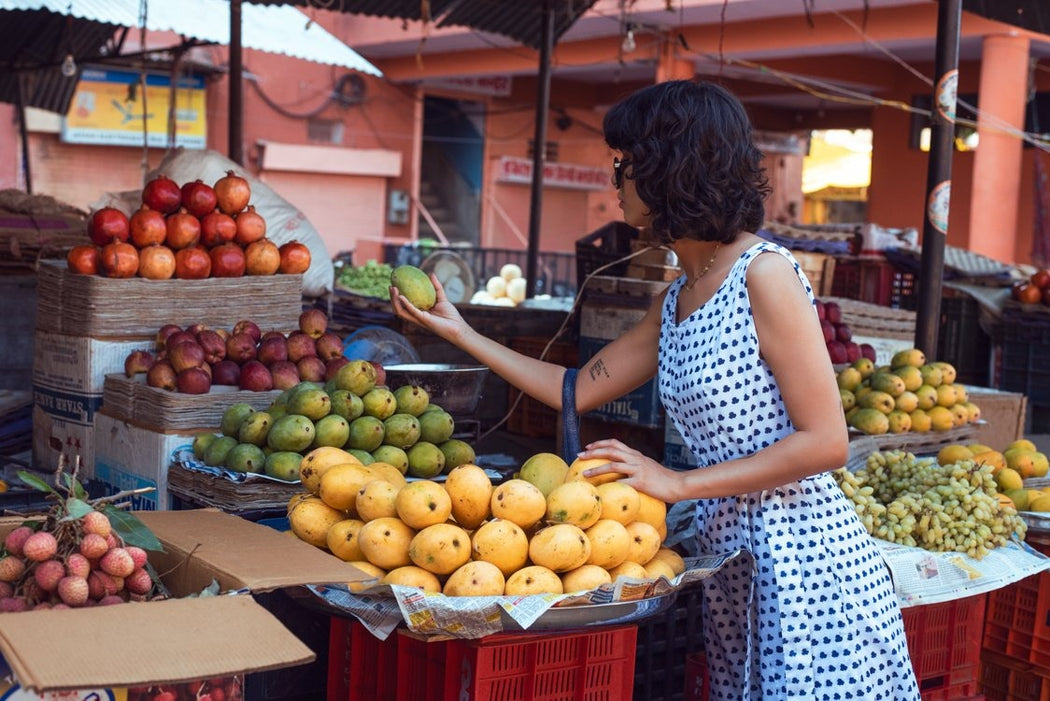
[664,420,699,472]
[31,331,154,474]
[579,337,663,427]
[0,509,368,694]
[32,406,96,476]
[967,385,1027,451]
[33,331,153,401]
[93,411,198,510]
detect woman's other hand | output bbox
[578,438,687,504]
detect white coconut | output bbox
[486,275,508,297]
[493,296,516,307]
[506,277,527,304]
[500,263,523,281]
[470,291,496,305]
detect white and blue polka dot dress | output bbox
[658,241,920,700]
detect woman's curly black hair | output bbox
[603,80,771,244]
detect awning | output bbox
[0,0,382,74]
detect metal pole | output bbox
[14,74,32,194]
[525,1,554,298]
[228,0,244,165]
[915,0,961,356]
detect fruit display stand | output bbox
[30,259,302,476]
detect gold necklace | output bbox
[682,243,721,290]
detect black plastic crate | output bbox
[575,221,640,289]
[993,313,1050,429]
[634,584,704,701]
[937,294,990,386]
[244,589,333,701]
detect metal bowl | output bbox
[498,592,678,631]
[383,363,489,416]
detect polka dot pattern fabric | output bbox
[658,241,920,700]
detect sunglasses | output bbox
[613,157,631,189]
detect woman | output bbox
[391,80,919,700]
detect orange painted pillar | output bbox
[655,34,695,83]
[969,33,1030,262]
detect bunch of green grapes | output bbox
[335,260,394,300]
[832,449,1027,559]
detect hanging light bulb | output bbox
[60,54,77,78]
[621,27,636,53]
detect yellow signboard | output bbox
[62,68,207,148]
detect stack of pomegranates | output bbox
[1010,268,1050,306]
[124,309,348,395]
[66,171,312,280]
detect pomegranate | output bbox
[128,205,167,248]
[210,243,246,277]
[244,238,281,275]
[89,207,130,246]
[200,210,237,247]
[214,170,251,215]
[174,246,212,279]
[278,241,311,274]
[180,179,218,218]
[138,244,176,280]
[67,244,101,275]
[165,208,201,250]
[99,241,139,278]
[141,175,182,214]
[234,205,267,245]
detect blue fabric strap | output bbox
[562,368,580,462]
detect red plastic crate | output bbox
[902,594,986,695]
[830,258,916,310]
[443,626,637,701]
[683,652,710,701]
[327,618,400,701]
[396,631,449,701]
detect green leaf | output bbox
[102,506,163,551]
[17,471,58,497]
[60,474,88,500]
[63,499,94,520]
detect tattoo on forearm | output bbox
[589,359,610,381]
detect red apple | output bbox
[286,332,317,363]
[820,319,835,344]
[814,299,826,321]
[826,340,848,365]
[225,333,257,364]
[835,323,852,343]
[325,356,350,380]
[859,343,877,362]
[238,360,273,391]
[211,359,241,386]
[231,320,262,345]
[196,330,227,365]
[146,360,177,391]
[824,301,842,324]
[315,332,344,361]
[176,367,211,394]
[297,356,326,383]
[124,350,155,378]
[269,360,301,390]
[844,341,862,363]
[257,336,288,366]
[168,341,205,373]
[1032,268,1050,290]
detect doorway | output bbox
[420,96,484,245]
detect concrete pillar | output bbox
[655,34,695,83]
[970,33,1030,262]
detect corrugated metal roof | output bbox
[1,0,382,74]
[243,0,598,50]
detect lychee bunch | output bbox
[0,508,161,610]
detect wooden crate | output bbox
[792,250,837,297]
[35,260,303,337]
